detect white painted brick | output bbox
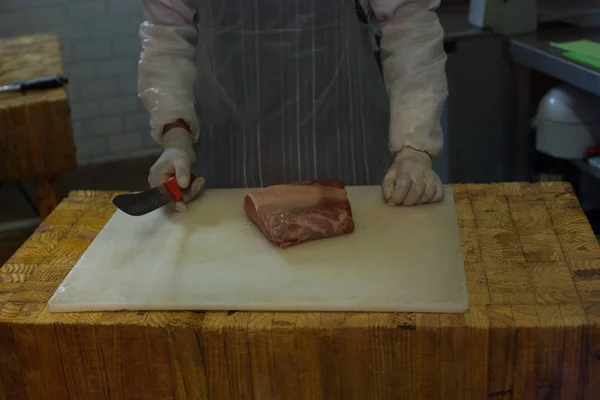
[66,82,80,102]
[0,0,35,12]
[125,112,149,130]
[0,0,69,11]
[0,12,25,30]
[70,101,101,120]
[75,136,107,157]
[0,0,167,164]
[75,155,97,165]
[57,24,91,44]
[26,7,67,28]
[4,24,49,38]
[68,3,106,21]
[64,62,95,82]
[128,147,162,159]
[38,0,70,4]
[101,95,140,115]
[84,116,123,136]
[108,130,144,153]
[108,0,141,16]
[71,121,84,137]
[95,58,136,77]
[144,132,159,147]
[117,75,139,94]
[80,78,118,100]
[74,40,112,61]
[113,37,141,56]
[0,29,24,39]
[93,18,142,39]
[60,43,74,65]
[81,146,160,165]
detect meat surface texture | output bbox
[243,180,355,248]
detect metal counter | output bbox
[510,28,600,97]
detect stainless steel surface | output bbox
[510,28,600,96]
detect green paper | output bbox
[550,39,600,58]
[562,51,600,69]
[549,39,600,69]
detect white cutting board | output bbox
[48,186,468,313]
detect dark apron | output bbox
[192,0,392,188]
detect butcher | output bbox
[139,0,448,211]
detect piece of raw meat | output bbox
[243,180,355,248]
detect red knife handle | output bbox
[163,174,197,201]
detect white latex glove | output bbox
[148,127,202,212]
[382,147,443,206]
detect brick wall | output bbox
[0,0,158,165]
[0,0,517,166]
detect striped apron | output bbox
[192,0,392,188]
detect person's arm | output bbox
[140,1,202,211]
[369,0,447,206]
[139,0,199,143]
[370,0,448,157]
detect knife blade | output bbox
[112,174,200,216]
[0,75,69,94]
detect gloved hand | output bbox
[382,147,443,206]
[148,127,202,212]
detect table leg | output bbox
[513,64,558,181]
[33,175,60,217]
[513,64,533,182]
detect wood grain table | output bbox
[1,182,599,399]
[0,33,77,217]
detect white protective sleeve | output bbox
[138,0,200,144]
[139,0,447,154]
[368,0,448,157]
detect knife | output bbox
[112,175,203,216]
[0,75,69,94]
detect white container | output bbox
[533,85,600,160]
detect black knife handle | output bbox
[19,75,69,92]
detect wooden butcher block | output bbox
[47,185,468,313]
[2,182,600,399]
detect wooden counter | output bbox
[1,182,599,399]
[0,33,77,217]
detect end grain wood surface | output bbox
[1,182,600,399]
[0,33,77,216]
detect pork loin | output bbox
[243,180,355,248]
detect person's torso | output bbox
[190,0,393,188]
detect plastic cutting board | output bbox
[48,186,469,313]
